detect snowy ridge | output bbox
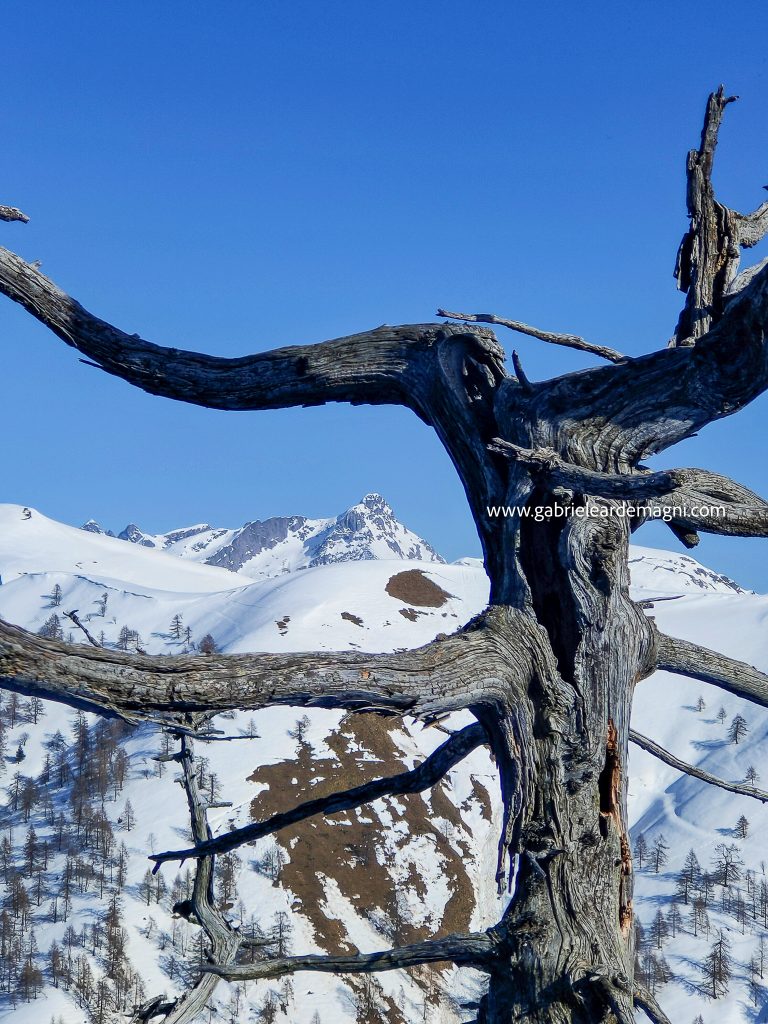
[84,494,445,580]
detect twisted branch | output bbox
[151,722,487,866]
[630,730,768,803]
[655,631,768,709]
[204,932,496,981]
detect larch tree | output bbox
[1,87,768,1024]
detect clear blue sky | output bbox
[2,1,767,588]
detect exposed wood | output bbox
[0,244,503,422]
[150,722,487,865]
[521,257,768,474]
[204,932,496,981]
[437,308,627,363]
[655,631,768,709]
[629,729,768,803]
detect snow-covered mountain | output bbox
[82,493,444,580]
[0,501,767,1023]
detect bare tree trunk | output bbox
[471,509,650,1023]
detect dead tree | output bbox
[1,88,768,1024]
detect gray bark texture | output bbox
[0,88,767,1023]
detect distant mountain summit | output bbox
[82,494,445,580]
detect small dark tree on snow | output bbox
[728,714,748,744]
[28,696,44,724]
[713,842,743,887]
[735,814,750,839]
[650,908,669,950]
[667,902,683,939]
[37,614,63,641]
[198,633,218,654]
[633,833,648,870]
[717,706,727,724]
[170,614,184,640]
[678,849,702,900]
[651,834,669,874]
[692,1016,704,1024]
[121,799,135,832]
[703,930,732,999]
[117,626,133,651]
[288,715,311,745]
[50,583,63,607]
[695,695,706,712]
[746,764,760,786]
[270,911,293,957]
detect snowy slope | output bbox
[1,502,767,1023]
[0,505,242,593]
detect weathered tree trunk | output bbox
[474,509,653,1023]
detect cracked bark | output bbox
[1,87,767,1022]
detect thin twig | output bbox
[629,730,768,803]
[437,309,626,363]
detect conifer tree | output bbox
[728,714,748,744]
[703,930,732,998]
[651,834,669,873]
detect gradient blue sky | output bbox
[2,1,767,587]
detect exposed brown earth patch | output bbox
[398,607,424,622]
[385,570,453,608]
[247,714,489,1003]
[464,775,494,824]
[341,611,364,627]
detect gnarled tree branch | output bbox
[525,256,768,469]
[0,205,29,223]
[629,729,768,803]
[0,246,505,422]
[487,439,678,499]
[643,467,768,539]
[672,86,768,345]
[655,631,768,709]
[0,607,542,723]
[204,932,496,982]
[633,983,673,1024]
[150,722,487,866]
[142,732,240,1024]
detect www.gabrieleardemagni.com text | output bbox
[485,504,730,522]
